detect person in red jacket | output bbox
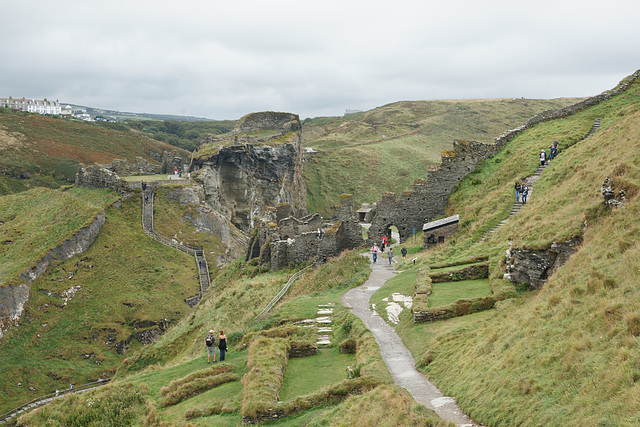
[380,235,388,251]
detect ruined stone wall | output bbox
[247,195,363,271]
[424,223,459,246]
[75,163,129,193]
[367,139,495,243]
[367,69,640,245]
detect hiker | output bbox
[69,384,74,393]
[549,144,557,160]
[387,247,394,265]
[380,235,388,251]
[401,247,407,260]
[205,329,217,364]
[540,149,547,166]
[515,181,522,203]
[371,243,379,263]
[218,330,228,361]
[199,260,203,269]
[521,184,529,204]
[317,227,323,240]
[141,181,147,192]
[553,139,559,150]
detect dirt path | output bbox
[342,251,479,426]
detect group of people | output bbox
[539,138,559,167]
[370,234,408,265]
[204,329,228,363]
[514,181,529,204]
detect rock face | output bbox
[191,112,306,232]
[163,186,249,263]
[0,212,106,338]
[504,238,582,289]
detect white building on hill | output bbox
[1,96,62,115]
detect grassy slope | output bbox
[390,75,640,425]
[0,187,118,287]
[0,188,203,413]
[302,98,582,216]
[0,108,189,195]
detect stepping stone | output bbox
[294,319,315,325]
[317,303,335,307]
[316,317,332,324]
[317,308,333,315]
[318,327,332,333]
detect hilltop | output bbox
[0,108,190,195]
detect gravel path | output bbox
[342,251,480,426]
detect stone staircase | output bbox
[142,189,210,305]
[482,118,602,241]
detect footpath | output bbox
[342,249,479,426]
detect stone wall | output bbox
[504,238,582,290]
[366,69,640,245]
[424,222,459,246]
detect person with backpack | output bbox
[218,330,228,361]
[401,247,407,260]
[380,235,388,252]
[387,247,394,265]
[371,243,379,263]
[521,184,529,204]
[515,181,522,203]
[205,329,217,363]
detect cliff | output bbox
[191,112,307,232]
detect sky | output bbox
[1,0,638,120]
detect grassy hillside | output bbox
[302,98,583,216]
[0,187,210,414]
[0,108,189,195]
[16,251,451,426]
[380,72,640,425]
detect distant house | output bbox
[423,214,459,246]
[61,105,73,116]
[1,96,62,115]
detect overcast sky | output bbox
[2,0,638,120]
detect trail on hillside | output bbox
[342,243,479,426]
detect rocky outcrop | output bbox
[504,237,582,289]
[191,112,306,232]
[0,212,106,338]
[601,177,626,208]
[163,186,248,263]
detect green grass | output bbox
[279,347,357,401]
[428,279,492,307]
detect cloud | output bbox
[1,0,638,119]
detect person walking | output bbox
[515,181,522,203]
[218,330,228,361]
[401,247,407,260]
[387,247,394,265]
[317,227,323,240]
[371,243,379,263]
[205,329,217,364]
[521,184,529,204]
[540,149,547,166]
